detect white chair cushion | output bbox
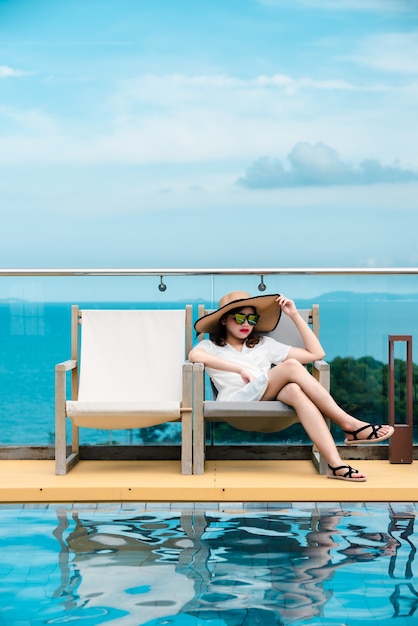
[67,400,181,429]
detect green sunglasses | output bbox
[232,312,259,326]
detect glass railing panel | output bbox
[200,273,418,446]
[0,270,417,449]
[0,274,203,447]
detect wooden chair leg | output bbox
[192,363,205,475]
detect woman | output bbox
[189,291,394,482]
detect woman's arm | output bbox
[276,296,325,364]
[188,346,255,383]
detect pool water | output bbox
[0,502,417,626]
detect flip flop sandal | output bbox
[344,424,394,446]
[327,464,367,482]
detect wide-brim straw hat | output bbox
[194,291,282,334]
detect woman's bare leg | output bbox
[277,382,366,480]
[263,359,392,442]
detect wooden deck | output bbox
[1,459,417,503]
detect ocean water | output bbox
[0,293,416,447]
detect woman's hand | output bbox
[275,295,298,318]
[275,294,326,363]
[239,367,255,384]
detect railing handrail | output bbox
[1,267,418,277]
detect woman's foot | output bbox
[344,423,394,446]
[327,464,367,482]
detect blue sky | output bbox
[1,0,418,269]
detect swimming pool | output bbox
[0,502,417,625]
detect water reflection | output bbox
[54,505,417,625]
[52,510,196,624]
[179,507,406,625]
[388,505,418,619]
[0,504,416,625]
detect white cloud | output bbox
[0,70,416,167]
[259,0,417,13]
[349,32,418,75]
[237,142,418,188]
[116,72,389,108]
[0,65,31,78]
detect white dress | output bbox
[197,336,291,401]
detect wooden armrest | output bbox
[56,359,77,372]
[191,362,205,397]
[182,361,193,407]
[56,360,78,407]
[312,359,330,392]
[313,359,330,371]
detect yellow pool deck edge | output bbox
[1,459,417,503]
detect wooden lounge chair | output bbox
[55,306,193,475]
[192,304,330,475]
